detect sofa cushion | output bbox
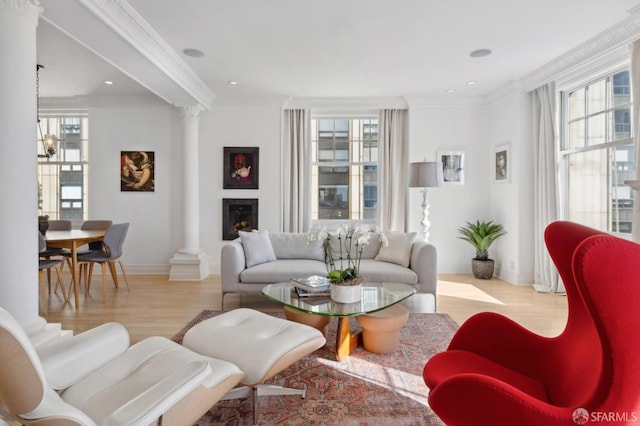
[269,232,325,261]
[357,259,418,284]
[239,230,277,267]
[375,231,416,267]
[241,260,328,284]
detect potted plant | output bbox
[458,220,506,279]
[308,223,387,303]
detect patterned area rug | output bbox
[172,310,458,425]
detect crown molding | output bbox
[0,0,42,21]
[283,96,408,110]
[521,11,640,92]
[40,94,166,109]
[212,96,290,107]
[75,0,214,108]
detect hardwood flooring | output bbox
[42,273,568,344]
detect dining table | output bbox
[44,229,106,309]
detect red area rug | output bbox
[172,310,458,425]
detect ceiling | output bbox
[36,0,640,103]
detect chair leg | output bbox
[54,265,67,303]
[101,262,108,303]
[107,260,120,288]
[38,270,48,315]
[117,260,132,290]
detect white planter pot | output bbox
[330,283,362,303]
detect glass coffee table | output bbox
[262,282,416,360]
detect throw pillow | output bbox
[374,231,416,267]
[239,230,277,267]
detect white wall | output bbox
[487,86,535,284]
[200,101,283,273]
[82,94,536,285]
[407,100,493,274]
[89,101,182,273]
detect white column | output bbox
[0,0,45,327]
[169,105,210,280]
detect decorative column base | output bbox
[169,250,210,280]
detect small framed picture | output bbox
[437,150,465,185]
[222,198,258,240]
[223,147,259,189]
[121,151,155,192]
[493,143,510,183]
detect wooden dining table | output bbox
[44,229,106,309]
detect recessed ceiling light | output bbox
[183,48,204,58]
[104,80,114,85]
[229,81,238,85]
[466,81,477,85]
[470,49,492,58]
[446,89,455,93]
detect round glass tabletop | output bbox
[261,281,416,317]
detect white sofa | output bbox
[221,231,438,310]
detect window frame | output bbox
[310,116,379,227]
[558,65,634,236]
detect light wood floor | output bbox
[42,273,568,344]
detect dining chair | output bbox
[41,220,72,292]
[47,219,72,231]
[77,223,131,303]
[60,219,113,272]
[38,232,66,315]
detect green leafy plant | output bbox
[458,220,506,261]
[37,183,48,222]
[308,223,387,284]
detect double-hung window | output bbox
[560,69,634,234]
[38,114,89,220]
[311,118,378,222]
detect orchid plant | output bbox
[308,223,387,285]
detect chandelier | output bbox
[37,64,57,159]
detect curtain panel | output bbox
[532,82,561,293]
[282,109,311,232]
[378,109,408,232]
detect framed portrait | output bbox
[493,143,510,183]
[222,198,258,240]
[121,150,155,192]
[223,147,259,189]
[437,150,465,185]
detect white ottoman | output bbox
[355,304,409,354]
[182,308,326,425]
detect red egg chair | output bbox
[423,221,640,425]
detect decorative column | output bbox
[169,105,210,280]
[0,0,44,327]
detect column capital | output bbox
[179,104,205,119]
[0,0,42,21]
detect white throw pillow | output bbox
[374,231,416,267]
[239,230,277,267]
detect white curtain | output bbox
[532,82,562,293]
[378,109,408,231]
[282,109,311,232]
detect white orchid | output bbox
[307,222,386,284]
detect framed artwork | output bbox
[222,198,258,240]
[223,147,259,189]
[121,151,155,192]
[437,150,465,185]
[493,143,510,183]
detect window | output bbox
[560,69,634,234]
[311,118,378,221]
[38,114,89,220]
